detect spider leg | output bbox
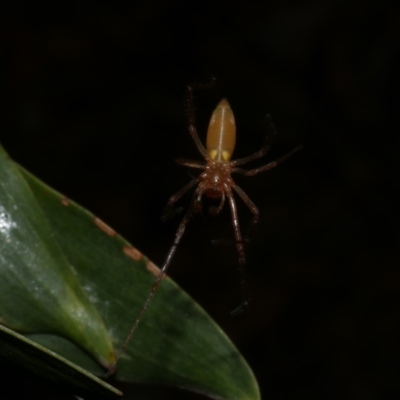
[162,178,199,221]
[232,145,303,176]
[107,187,204,376]
[210,187,255,244]
[215,191,226,215]
[232,185,259,242]
[209,191,226,217]
[226,186,250,316]
[187,85,209,159]
[175,158,206,169]
[230,114,278,167]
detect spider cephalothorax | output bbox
[200,162,234,199]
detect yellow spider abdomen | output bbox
[206,99,236,162]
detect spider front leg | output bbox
[162,178,199,221]
[108,187,204,375]
[212,186,258,246]
[226,186,250,316]
[232,185,260,242]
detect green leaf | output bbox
[0,324,122,399]
[0,142,260,400]
[0,145,114,368]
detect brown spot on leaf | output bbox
[146,260,165,279]
[94,217,117,237]
[123,246,143,261]
[61,197,70,206]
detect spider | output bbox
[162,86,302,313]
[108,86,302,375]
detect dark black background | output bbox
[1,1,399,399]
